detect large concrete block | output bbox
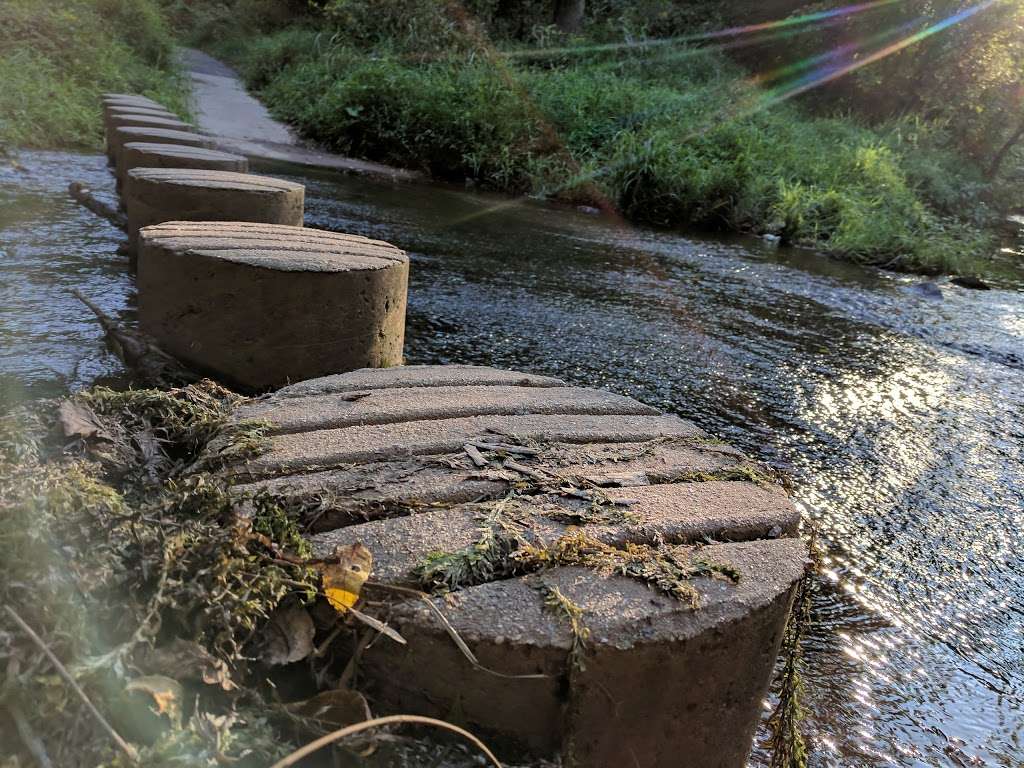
[101,93,163,110]
[137,222,409,390]
[124,169,304,256]
[120,143,249,184]
[103,105,177,128]
[110,127,214,178]
[215,365,809,766]
[104,113,192,161]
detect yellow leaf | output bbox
[125,675,183,725]
[319,543,372,614]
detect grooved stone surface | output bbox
[237,384,660,434]
[104,114,191,160]
[108,114,190,132]
[120,143,249,181]
[138,222,408,390]
[105,105,176,119]
[219,365,807,767]
[111,127,213,178]
[124,169,305,253]
[274,364,566,397]
[102,94,163,109]
[103,107,178,134]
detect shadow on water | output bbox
[2,151,1023,767]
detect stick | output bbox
[463,443,488,467]
[268,714,503,768]
[337,628,373,689]
[71,290,197,387]
[364,582,547,680]
[3,606,138,763]
[503,458,549,482]
[67,181,127,231]
[468,441,540,456]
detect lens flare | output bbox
[445,0,1000,228]
[501,0,905,60]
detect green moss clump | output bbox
[75,381,271,483]
[0,382,317,767]
[414,501,528,593]
[539,582,590,673]
[532,531,740,609]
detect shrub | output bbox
[218,10,1001,273]
[0,0,187,149]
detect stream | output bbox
[2,150,1023,768]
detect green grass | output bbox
[0,0,189,150]
[217,24,1009,275]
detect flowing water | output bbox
[2,150,1023,768]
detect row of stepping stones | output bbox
[102,94,808,767]
[101,93,409,390]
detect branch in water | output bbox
[68,181,127,231]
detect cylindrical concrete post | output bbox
[111,128,216,181]
[123,168,304,258]
[101,95,165,112]
[137,222,409,390]
[120,143,249,181]
[105,114,192,161]
[103,104,176,124]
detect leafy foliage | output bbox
[0,0,188,148]
[217,0,1015,274]
[0,384,316,767]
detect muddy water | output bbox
[2,151,1023,767]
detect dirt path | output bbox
[179,48,419,182]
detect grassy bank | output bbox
[0,0,189,150]
[203,6,1015,276]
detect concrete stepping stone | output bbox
[120,143,249,182]
[219,365,807,766]
[110,127,214,178]
[101,93,164,109]
[273,363,565,397]
[104,114,192,161]
[107,113,189,132]
[124,168,304,256]
[103,105,178,131]
[137,222,409,390]
[235,438,751,533]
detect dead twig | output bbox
[268,714,503,768]
[3,606,139,763]
[68,181,127,231]
[469,440,540,456]
[463,443,488,468]
[503,458,550,482]
[338,628,374,689]
[71,289,197,388]
[364,582,548,680]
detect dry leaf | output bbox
[125,675,183,726]
[262,605,315,666]
[135,639,237,691]
[58,401,111,442]
[285,688,371,733]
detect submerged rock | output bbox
[951,275,992,290]
[910,281,944,300]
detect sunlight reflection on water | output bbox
[2,151,1022,767]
